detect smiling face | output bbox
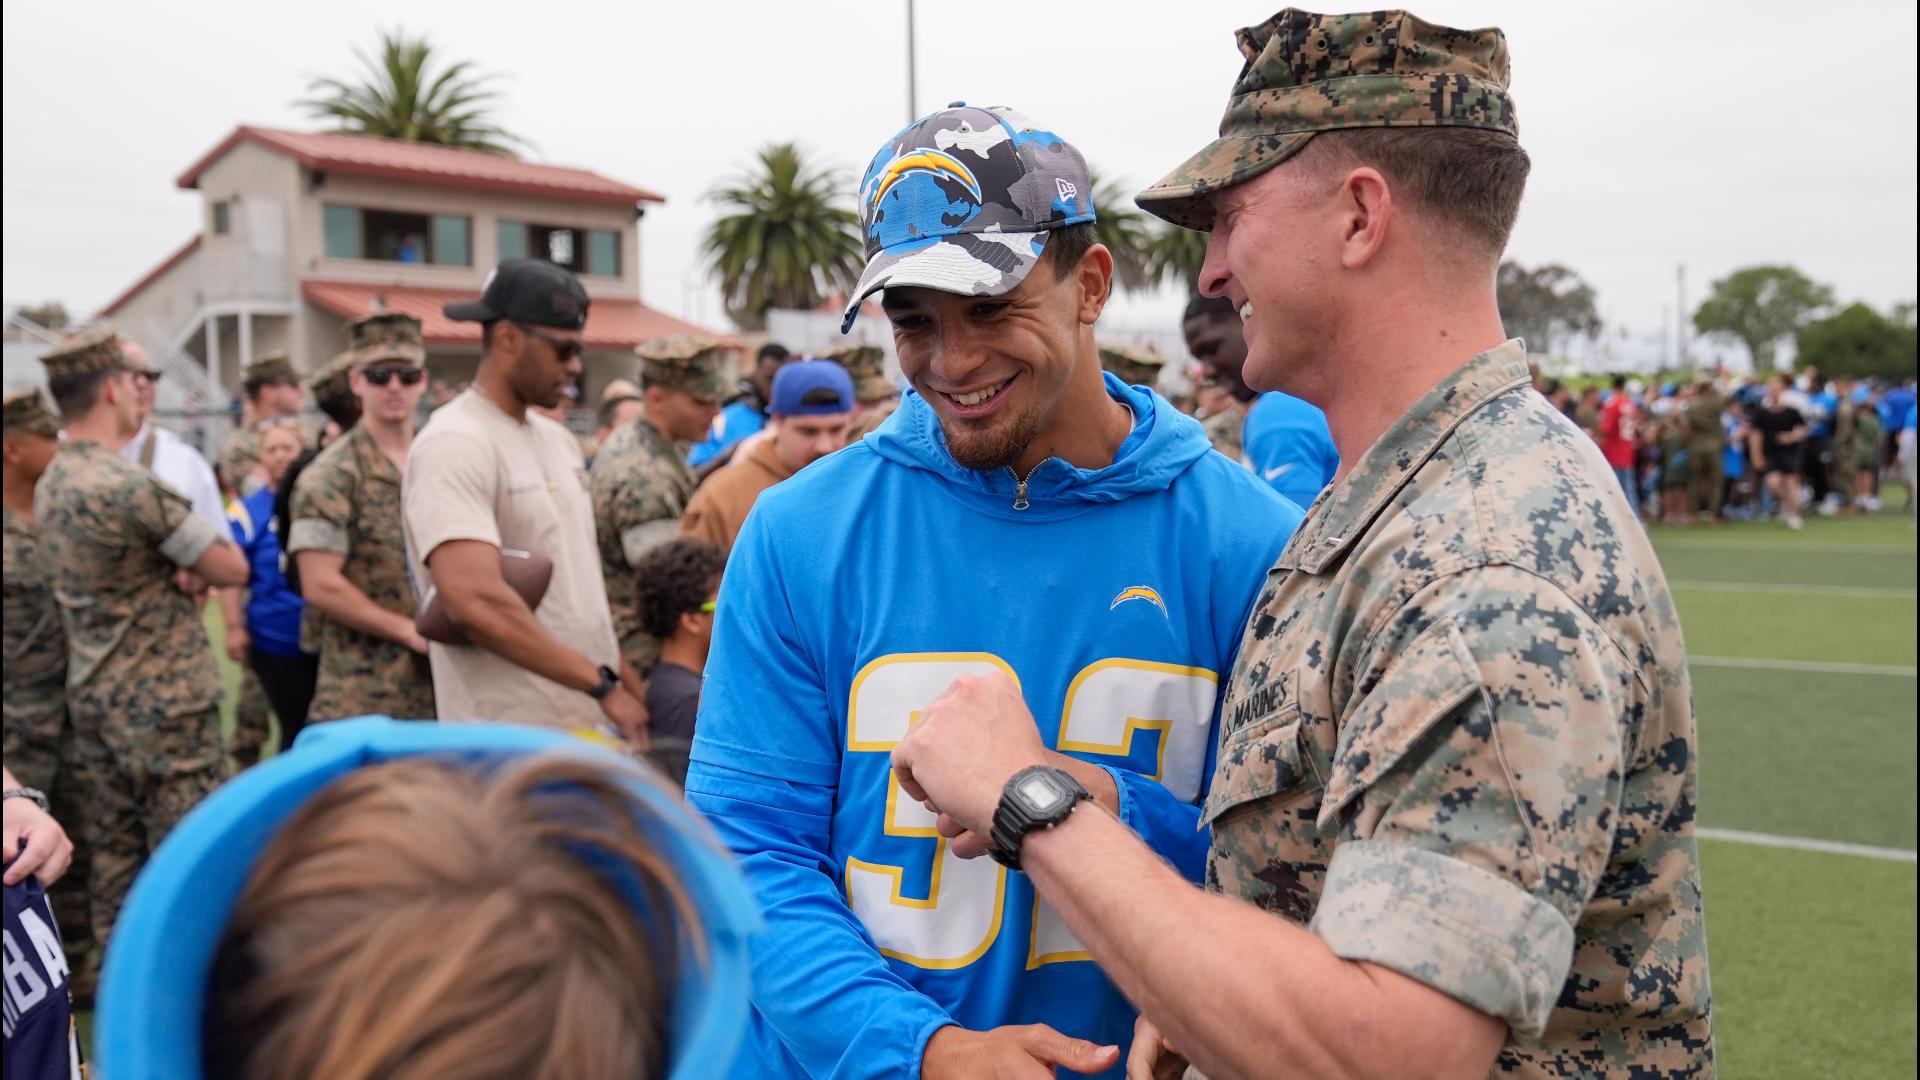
[882,241,1112,473]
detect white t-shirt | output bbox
[121,420,227,532]
[403,388,620,729]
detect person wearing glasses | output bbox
[115,339,226,532]
[288,314,438,725]
[631,537,725,786]
[404,261,648,745]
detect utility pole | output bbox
[906,0,918,124]
[1676,263,1689,371]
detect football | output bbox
[416,547,554,646]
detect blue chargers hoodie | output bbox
[686,374,1302,1078]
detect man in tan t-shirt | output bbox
[681,359,854,555]
[402,259,647,741]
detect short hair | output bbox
[49,367,116,419]
[1612,375,1629,391]
[1044,221,1098,281]
[634,538,726,640]
[315,388,361,430]
[1183,293,1237,325]
[1294,127,1531,261]
[242,376,291,404]
[203,754,695,1080]
[598,394,642,430]
[756,343,791,366]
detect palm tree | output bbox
[299,29,527,156]
[703,143,864,330]
[1087,171,1155,293]
[1144,227,1210,294]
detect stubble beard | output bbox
[942,406,1042,474]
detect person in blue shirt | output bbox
[1242,387,1340,508]
[685,106,1301,1080]
[688,342,792,469]
[224,422,316,753]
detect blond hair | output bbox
[204,753,699,1080]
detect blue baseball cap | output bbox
[842,104,1096,333]
[95,717,760,1080]
[770,359,856,417]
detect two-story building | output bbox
[99,125,716,407]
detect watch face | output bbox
[1017,773,1070,813]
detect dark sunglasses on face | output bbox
[515,322,584,363]
[362,366,425,387]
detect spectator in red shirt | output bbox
[1597,374,1641,515]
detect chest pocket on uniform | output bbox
[1200,703,1321,829]
[1317,617,1484,830]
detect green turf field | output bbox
[1651,499,1918,1079]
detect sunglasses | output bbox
[515,323,584,363]
[131,369,163,384]
[362,366,425,387]
[698,600,717,614]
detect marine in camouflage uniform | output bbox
[1199,401,1246,460]
[823,343,901,442]
[1685,381,1726,519]
[1,388,98,997]
[1129,11,1713,1076]
[591,337,730,675]
[1097,342,1166,391]
[288,314,436,722]
[32,331,231,941]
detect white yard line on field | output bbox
[1696,827,1917,863]
[1653,538,1917,556]
[1690,655,1918,678]
[1669,580,1917,600]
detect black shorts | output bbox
[1762,448,1804,475]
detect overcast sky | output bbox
[5,0,1915,368]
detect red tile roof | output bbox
[98,236,203,317]
[301,280,716,349]
[178,127,665,207]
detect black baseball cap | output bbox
[443,258,591,330]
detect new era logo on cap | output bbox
[1055,177,1078,202]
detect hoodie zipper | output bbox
[1010,462,1043,511]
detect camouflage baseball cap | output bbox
[635,336,731,403]
[244,351,301,384]
[2,388,60,437]
[348,313,427,367]
[1137,8,1518,229]
[307,351,358,403]
[842,104,1095,333]
[1098,344,1167,388]
[39,326,140,380]
[822,344,895,402]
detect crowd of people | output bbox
[7,7,1867,1076]
[1539,368,1917,529]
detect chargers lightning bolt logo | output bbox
[1109,586,1169,618]
[864,148,982,212]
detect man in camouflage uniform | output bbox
[591,336,727,676]
[891,10,1712,1079]
[823,343,901,442]
[1685,377,1726,522]
[1096,342,1166,391]
[33,329,250,941]
[2,388,99,998]
[288,314,437,723]
[218,351,306,497]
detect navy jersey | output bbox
[4,873,80,1079]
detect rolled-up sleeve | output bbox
[1313,567,1634,1037]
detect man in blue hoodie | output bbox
[684,105,1301,1079]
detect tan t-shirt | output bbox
[403,388,619,729]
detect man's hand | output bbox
[1125,1016,1189,1080]
[923,1023,1119,1079]
[3,794,74,887]
[402,626,431,655]
[174,568,210,598]
[892,670,1050,838]
[225,624,251,664]
[600,684,650,751]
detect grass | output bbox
[1652,496,1916,1080]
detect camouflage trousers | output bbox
[69,698,228,944]
[229,663,274,765]
[1,703,98,1002]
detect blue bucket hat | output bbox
[842,104,1096,333]
[95,717,760,1080]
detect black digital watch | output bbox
[989,765,1091,871]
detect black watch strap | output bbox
[989,765,1090,871]
[587,664,621,700]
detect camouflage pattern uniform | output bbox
[1685,385,1726,518]
[288,315,436,722]
[1200,401,1247,460]
[1097,343,1166,391]
[2,389,98,992]
[823,343,897,405]
[591,337,730,675]
[33,332,230,942]
[1138,13,1711,1077]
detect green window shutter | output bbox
[323,205,362,259]
[587,229,620,277]
[496,220,526,262]
[433,215,471,266]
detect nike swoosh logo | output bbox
[1263,463,1294,481]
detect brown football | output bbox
[416,548,554,646]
